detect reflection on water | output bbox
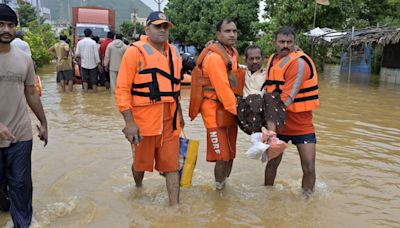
[1,64,399,227]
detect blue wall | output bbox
[340,45,373,74]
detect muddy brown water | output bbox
[1,64,399,227]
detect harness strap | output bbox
[294,94,319,103]
[131,91,181,130]
[214,43,233,71]
[136,68,180,84]
[131,47,181,130]
[261,80,284,93]
[267,53,278,79]
[298,85,318,93]
[263,54,316,94]
[299,56,314,79]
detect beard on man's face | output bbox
[0,32,15,44]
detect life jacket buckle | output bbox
[149,83,161,102]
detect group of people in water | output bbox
[0,5,319,227]
[49,28,129,94]
[115,11,319,206]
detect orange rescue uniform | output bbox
[201,47,239,162]
[265,51,319,136]
[115,35,182,172]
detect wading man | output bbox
[0,4,48,227]
[264,26,319,195]
[115,11,183,205]
[190,19,244,191]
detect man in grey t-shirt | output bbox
[0,4,48,227]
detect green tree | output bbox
[17,0,38,27]
[15,0,57,67]
[165,0,260,52]
[258,0,400,68]
[24,22,57,67]
[119,21,144,39]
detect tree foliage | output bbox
[16,1,57,67]
[17,0,38,27]
[258,0,400,68]
[165,0,260,52]
[119,21,145,39]
[262,0,399,33]
[24,22,58,67]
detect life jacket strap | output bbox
[261,80,284,93]
[298,85,318,93]
[293,94,319,103]
[130,90,181,130]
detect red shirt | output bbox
[99,38,113,64]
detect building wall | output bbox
[130,13,146,26]
[379,43,400,84]
[380,67,400,84]
[340,45,373,74]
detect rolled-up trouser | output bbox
[110,70,118,94]
[0,140,33,228]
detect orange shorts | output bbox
[206,125,238,162]
[133,112,179,172]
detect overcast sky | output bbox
[144,0,168,11]
[144,0,265,21]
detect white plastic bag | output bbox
[245,132,269,159]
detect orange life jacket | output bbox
[264,51,319,112]
[34,75,42,96]
[188,43,245,121]
[130,39,182,129]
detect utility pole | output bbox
[131,9,137,40]
[36,0,40,25]
[154,0,164,11]
[67,0,71,21]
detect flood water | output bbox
[1,64,399,227]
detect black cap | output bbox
[146,11,173,28]
[0,4,18,25]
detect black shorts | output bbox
[277,133,317,145]
[57,70,73,81]
[81,67,98,85]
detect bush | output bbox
[24,21,57,67]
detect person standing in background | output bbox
[11,30,31,56]
[104,33,127,93]
[75,28,101,92]
[99,31,114,89]
[48,34,74,92]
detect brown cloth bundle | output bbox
[237,92,286,135]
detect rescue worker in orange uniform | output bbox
[264,26,320,195]
[115,11,183,205]
[199,19,242,191]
